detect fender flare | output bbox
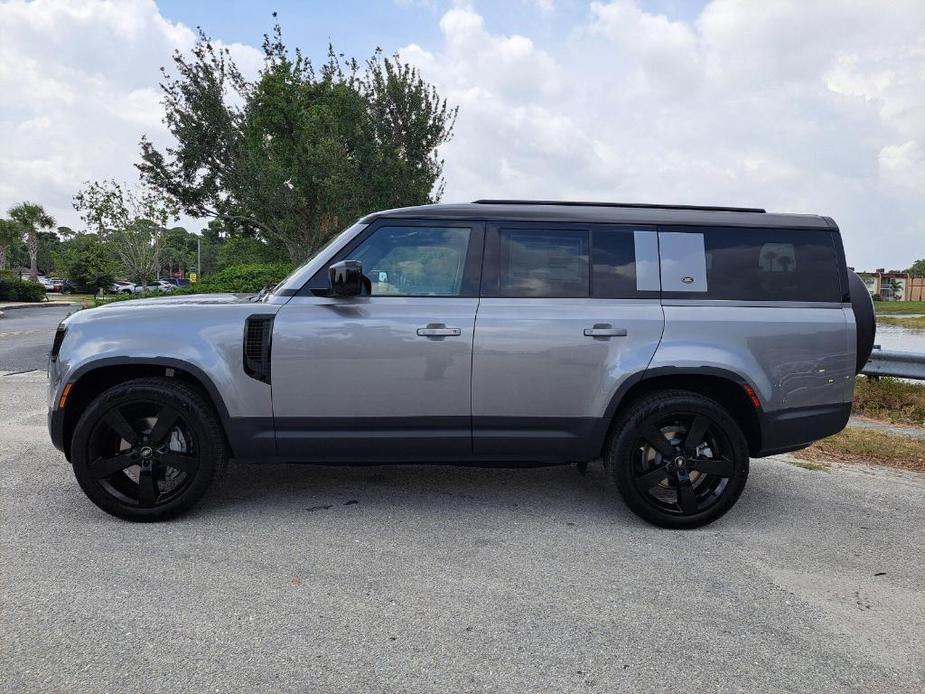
[52,356,236,457]
[591,365,762,456]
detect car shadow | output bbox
[196,460,642,525]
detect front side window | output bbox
[498,229,590,297]
[349,226,472,296]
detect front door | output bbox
[271,220,483,462]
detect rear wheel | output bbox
[606,390,749,529]
[70,377,226,521]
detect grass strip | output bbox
[852,377,925,427]
[794,427,925,473]
[874,300,925,315]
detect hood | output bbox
[62,293,266,329]
[95,293,253,309]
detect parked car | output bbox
[48,278,65,293]
[47,200,875,527]
[159,277,191,289]
[153,279,176,292]
[109,281,141,295]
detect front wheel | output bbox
[70,377,227,521]
[606,390,749,529]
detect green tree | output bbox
[74,180,177,288]
[905,259,925,277]
[216,236,285,270]
[59,234,116,293]
[8,202,55,281]
[0,218,23,271]
[37,230,63,276]
[159,226,197,277]
[138,18,456,263]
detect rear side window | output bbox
[592,229,660,298]
[498,229,589,297]
[660,227,842,302]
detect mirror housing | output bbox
[329,260,366,297]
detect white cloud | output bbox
[1,0,922,269]
[0,0,261,231]
[399,0,925,269]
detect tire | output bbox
[70,377,227,521]
[605,390,749,529]
[848,270,876,374]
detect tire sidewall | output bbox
[71,379,223,521]
[608,392,750,529]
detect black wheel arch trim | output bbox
[51,356,274,461]
[595,365,765,458]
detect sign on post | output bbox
[189,272,198,284]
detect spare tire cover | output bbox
[848,270,876,374]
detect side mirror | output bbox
[329,260,366,297]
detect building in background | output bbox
[856,269,925,301]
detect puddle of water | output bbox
[876,321,925,353]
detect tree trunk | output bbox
[27,231,38,281]
[0,245,6,270]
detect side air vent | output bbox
[243,314,274,384]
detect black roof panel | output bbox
[363,201,833,230]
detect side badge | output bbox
[681,276,695,284]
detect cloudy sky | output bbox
[1,0,922,269]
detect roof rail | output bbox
[471,199,766,214]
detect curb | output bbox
[0,302,77,312]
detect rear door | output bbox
[471,222,664,461]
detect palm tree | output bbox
[8,202,55,281]
[0,218,21,271]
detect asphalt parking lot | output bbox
[0,304,76,372]
[1,369,923,692]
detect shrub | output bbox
[0,276,47,302]
[59,235,116,294]
[196,263,294,293]
[88,262,294,306]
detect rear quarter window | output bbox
[661,227,843,302]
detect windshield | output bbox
[271,221,369,295]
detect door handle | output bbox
[417,324,462,337]
[583,324,627,338]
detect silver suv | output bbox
[47,201,875,527]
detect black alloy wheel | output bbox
[71,377,226,521]
[607,390,749,528]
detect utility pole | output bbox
[197,237,202,276]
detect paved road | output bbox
[0,304,76,372]
[1,372,923,692]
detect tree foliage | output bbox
[8,202,55,281]
[138,17,457,262]
[906,259,925,277]
[73,180,178,286]
[59,234,116,293]
[0,218,23,271]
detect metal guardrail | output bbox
[862,348,925,380]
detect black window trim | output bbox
[298,218,486,298]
